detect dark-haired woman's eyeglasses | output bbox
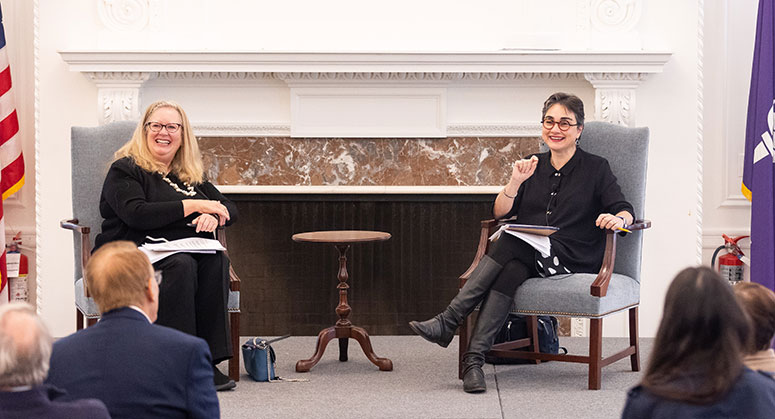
[146,122,182,134]
[542,118,579,131]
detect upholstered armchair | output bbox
[61,121,242,381]
[458,121,650,390]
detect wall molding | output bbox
[447,123,541,137]
[193,122,542,138]
[193,123,291,137]
[60,50,672,73]
[61,50,672,127]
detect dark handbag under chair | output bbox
[485,314,567,364]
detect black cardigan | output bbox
[94,157,238,250]
[500,148,633,273]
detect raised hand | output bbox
[510,155,539,186]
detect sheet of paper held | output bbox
[139,237,226,263]
[489,225,552,258]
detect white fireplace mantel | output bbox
[60,50,671,131]
[60,50,671,73]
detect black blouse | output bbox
[94,157,238,250]
[500,148,633,273]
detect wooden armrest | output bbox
[459,219,499,287]
[626,219,651,231]
[60,218,93,298]
[60,218,91,234]
[590,219,651,297]
[215,227,241,291]
[590,230,617,297]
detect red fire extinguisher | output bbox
[711,234,749,284]
[6,232,29,302]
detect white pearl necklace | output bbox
[161,174,196,196]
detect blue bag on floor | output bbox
[242,335,290,382]
[485,315,566,364]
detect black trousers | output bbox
[154,252,232,363]
[487,234,540,298]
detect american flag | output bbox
[0,3,25,302]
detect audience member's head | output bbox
[734,281,775,353]
[0,302,53,389]
[642,266,750,404]
[86,240,158,319]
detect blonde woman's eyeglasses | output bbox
[146,122,182,133]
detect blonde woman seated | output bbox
[621,267,775,419]
[93,100,238,391]
[734,281,775,373]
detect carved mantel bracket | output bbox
[86,71,153,124]
[584,72,648,126]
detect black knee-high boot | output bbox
[462,289,514,393]
[409,255,503,348]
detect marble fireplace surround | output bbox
[60,51,671,194]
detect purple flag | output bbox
[742,0,775,291]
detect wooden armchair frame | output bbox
[458,218,651,390]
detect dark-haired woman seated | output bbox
[409,92,634,393]
[621,267,775,418]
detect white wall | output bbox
[6,0,756,338]
[702,0,757,268]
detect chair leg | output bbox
[629,307,640,372]
[76,309,84,330]
[229,311,240,382]
[588,318,602,390]
[527,315,541,364]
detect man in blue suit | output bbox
[46,240,221,419]
[0,302,110,419]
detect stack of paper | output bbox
[139,237,226,264]
[489,224,558,258]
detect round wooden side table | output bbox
[292,230,393,372]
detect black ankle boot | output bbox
[409,256,503,348]
[213,365,236,391]
[409,309,458,348]
[462,353,486,393]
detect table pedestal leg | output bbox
[295,325,393,372]
[296,243,392,372]
[339,338,348,361]
[295,327,336,372]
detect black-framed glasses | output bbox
[541,118,579,131]
[153,270,163,285]
[146,122,182,134]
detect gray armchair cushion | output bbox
[71,121,138,280]
[512,273,640,318]
[74,278,101,318]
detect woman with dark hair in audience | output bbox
[410,92,634,393]
[621,267,775,418]
[734,281,775,373]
